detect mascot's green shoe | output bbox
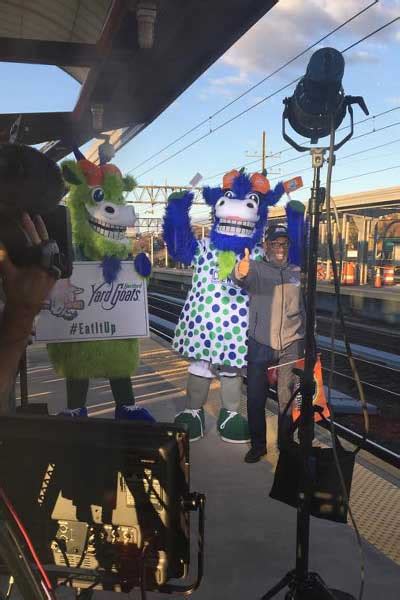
[174,408,205,442]
[217,408,250,443]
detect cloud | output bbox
[221,0,399,76]
[208,72,250,87]
[386,96,400,105]
[199,70,250,101]
[345,50,380,64]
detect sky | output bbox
[0,0,399,224]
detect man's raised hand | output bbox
[235,248,250,279]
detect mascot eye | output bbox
[224,190,234,199]
[91,187,104,203]
[248,193,260,204]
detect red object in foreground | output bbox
[291,356,330,423]
[0,487,55,599]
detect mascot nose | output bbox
[105,205,115,214]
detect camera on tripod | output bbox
[0,143,73,279]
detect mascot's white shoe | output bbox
[217,408,250,443]
[174,408,205,442]
[58,407,88,418]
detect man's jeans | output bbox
[246,337,305,451]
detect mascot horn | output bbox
[163,168,303,442]
[47,147,154,421]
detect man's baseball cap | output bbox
[264,224,290,242]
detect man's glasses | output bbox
[269,241,289,249]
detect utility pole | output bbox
[245,131,280,175]
[261,130,266,172]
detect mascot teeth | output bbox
[88,215,127,240]
[216,219,255,236]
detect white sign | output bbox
[189,172,203,187]
[35,261,149,343]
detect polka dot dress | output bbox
[172,239,263,368]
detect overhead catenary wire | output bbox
[203,106,400,182]
[127,1,379,175]
[128,123,400,207]
[267,124,400,182]
[134,15,400,180]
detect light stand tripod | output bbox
[260,148,355,600]
[260,47,368,600]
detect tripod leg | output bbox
[260,571,295,600]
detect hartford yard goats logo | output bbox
[88,281,142,310]
[42,280,85,321]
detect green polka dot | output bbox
[238,346,247,354]
[206,297,213,304]
[237,296,245,303]
[195,342,200,348]
[237,336,243,342]
[191,310,196,317]
[195,353,202,360]
[202,277,207,283]
[212,351,218,357]
[223,309,229,316]
[198,304,204,312]
[215,317,221,323]
[203,349,209,357]
[223,360,231,366]
[205,312,210,318]
[216,341,222,348]
[210,331,216,340]
[207,284,215,291]
[193,274,198,282]
[222,297,230,305]
[225,332,232,340]
[233,326,240,334]
[184,339,190,346]
[203,265,209,271]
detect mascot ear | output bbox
[123,175,137,192]
[203,186,222,207]
[61,160,85,185]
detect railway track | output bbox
[148,291,400,467]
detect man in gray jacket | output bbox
[233,224,305,463]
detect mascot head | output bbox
[203,169,281,253]
[62,148,137,260]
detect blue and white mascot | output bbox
[163,168,304,442]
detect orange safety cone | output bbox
[344,262,355,285]
[374,267,382,288]
[291,355,330,423]
[383,266,395,286]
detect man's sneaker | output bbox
[217,408,250,443]
[174,408,205,442]
[115,405,155,423]
[244,447,267,463]
[58,407,88,418]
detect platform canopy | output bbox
[0,0,277,161]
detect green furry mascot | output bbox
[47,148,152,416]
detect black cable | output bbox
[325,117,367,600]
[134,17,400,180]
[127,1,379,175]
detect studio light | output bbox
[283,47,368,149]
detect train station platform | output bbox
[22,335,400,600]
[150,268,400,328]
